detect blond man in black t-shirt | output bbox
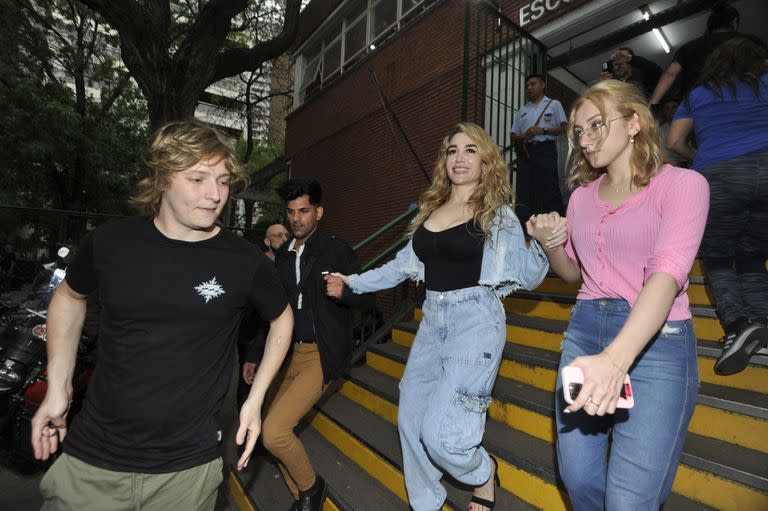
[31,120,294,511]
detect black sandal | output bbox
[468,496,495,510]
[468,458,499,510]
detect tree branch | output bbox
[211,0,301,83]
[15,0,70,49]
[175,0,248,63]
[77,0,150,48]
[98,71,132,118]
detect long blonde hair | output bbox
[130,120,247,217]
[567,80,666,188]
[408,123,513,240]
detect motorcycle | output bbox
[0,247,95,473]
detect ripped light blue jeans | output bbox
[398,286,506,511]
[556,299,699,511]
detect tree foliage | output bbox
[76,0,302,128]
[0,0,148,215]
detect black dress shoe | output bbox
[293,476,327,511]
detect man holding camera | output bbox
[600,47,661,100]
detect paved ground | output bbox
[0,457,44,511]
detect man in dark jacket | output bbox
[264,179,373,511]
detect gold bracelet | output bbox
[602,350,628,373]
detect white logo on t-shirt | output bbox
[194,277,226,303]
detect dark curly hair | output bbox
[689,37,767,106]
[278,179,323,205]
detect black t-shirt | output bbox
[63,216,288,473]
[675,32,767,94]
[412,221,484,292]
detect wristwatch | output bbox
[543,128,549,135]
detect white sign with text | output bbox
[519,0,574,27]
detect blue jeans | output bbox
[556,299,699,511]
[398,286,506,511]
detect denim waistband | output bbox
[575,298,631,313]
[424,285,493,304]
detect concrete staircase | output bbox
[232,261,768,510]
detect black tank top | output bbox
[412,220,484,291]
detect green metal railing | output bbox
[348,204,421,365]
[353,203,418,271]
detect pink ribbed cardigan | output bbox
[564,165,710,320]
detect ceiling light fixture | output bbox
[652,28,671,53]
[641,7,671,54]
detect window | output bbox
[344,14,367,63]
[299,53,321,100]
[323,37,341,80]
[295,0,434,106]
[372,0,397,41]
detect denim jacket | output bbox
[347,206,549,297]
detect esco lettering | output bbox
[519,0,571,27]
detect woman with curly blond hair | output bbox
[527,80,709,510]
[328,123,555,511]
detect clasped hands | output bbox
[526,212,568,250]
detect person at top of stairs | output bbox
[327,122,554,511]
[666,37,768,376]
[527,79,710,510]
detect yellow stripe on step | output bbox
[307,410,452,511]
[534,278,580,296]
[489,399,556,444]
[339,379,398,426]
[690,259,704,277]
[397,316,565,353]
[323,498,341,511]
[228,471,256,511]
[504,298,725,340]
[672,464,768,510]
[342,376,561,447]
[497,359,557,392]
[367,352,405,380]
[506,324,564,352]
[392,328,416,348]
[686,283,713,306]
[497,457,570,511]
[390,327,768,394]
[698,358,768,395]
[689,405,768,454]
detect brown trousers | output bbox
[261,342,327,500]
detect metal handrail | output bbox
[346,204,423,369]
[361,237,409,272]
[349,285,422,366]
[353,203,417,253]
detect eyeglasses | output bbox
[573,115,630,141]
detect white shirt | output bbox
[511,95,567,143]
[288,238,306,309]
